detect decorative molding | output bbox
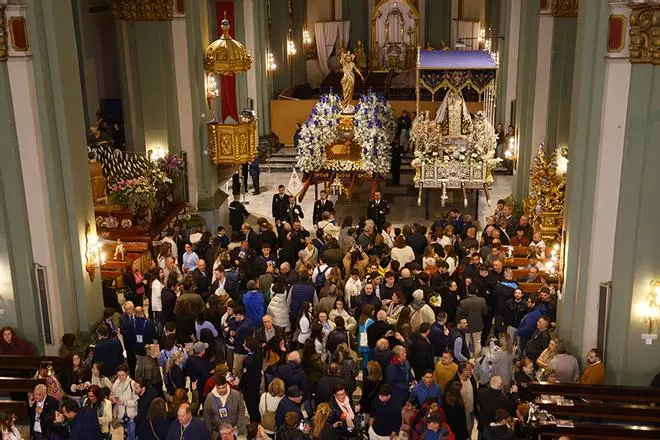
[608,14,626,53]
[8,17,28,52]
[629,3,660,64]
[0,4,7,62]
[551,0,579,17]
[109,0,174,21]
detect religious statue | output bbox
[339,51,364,112]
[353,40,367,71]
[88,151,107,204]
[114,238,125,261]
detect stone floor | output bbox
[233,170,513,231]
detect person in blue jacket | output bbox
[515,294,547,349]
[242,280,265,328]
[53,399,102,440]
[410,370,443,408]
[386,345,413,407]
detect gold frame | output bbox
[370,0,420,70]
[8,16,28,52]
[207,121,258,165]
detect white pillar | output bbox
[5,4,63,354]
[171,8,198,205]
[504,0,520,127]
[581,1,631,355]
[530,5,553,149]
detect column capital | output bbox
[551,0,579,17]
[3,4,29,58]
[629,2,660,64]
[109,0,177,21]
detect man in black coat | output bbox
[54,399,102,440]
[92,324,125,377]
[241,223,261,253]
[475,376,518,434]
[313,190,334,225]
[272,185,289,227]
[409,323,435,381]
[133,377,159,440]
[315,363,349,404]
[367,191,390,231]
[192,259,212,298]
[229,196,249,234]
[28,383,58,440]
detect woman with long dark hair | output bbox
[357,304,375,371]
[0,410,20,440]
[63,352,91,405]
[83,384,113,438]
[442,381,468,440]
[296,301,314,348]
[150,267,165,331]
[143,397,171,440]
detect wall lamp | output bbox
[641,280,660,344]
[85,222,106,282]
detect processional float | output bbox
[410,50,499,218]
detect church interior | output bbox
[2,0,660,437]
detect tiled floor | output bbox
[233,170,513,231]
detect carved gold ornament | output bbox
[0,4,7,62]
[109,0,174,21]
[207,120,257,165]
[551,0,578,17]
[629,3,660,64]
[204,19,252,75]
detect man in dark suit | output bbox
[28,383,58,439]
[133,377,159,440]
[55,399,102,440]
[313,190,334,225]
[367,191,390,232]
[241,223,261,252]
[92,323,125,377]
[132,306,156,361]
[192,259,212,298]
[272,185,289,227]
[284,195,304,224]
[119,301,138,374]
[255,314,285,348]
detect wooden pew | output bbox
[518,282,542,294]
[0,355,65,373]
[0,400,29,419]
[538,401,660,423]
[526,382,660,404]
[527,421,660,439]
[0,377,45,392]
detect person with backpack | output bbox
[312,256,331,295]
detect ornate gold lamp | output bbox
[204,18,257,165]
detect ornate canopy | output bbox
[417,50,498,95]
[204,19,252,75]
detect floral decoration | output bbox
[109,153,184,215]
[295,92,394,175]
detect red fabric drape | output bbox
[215,1,239,122]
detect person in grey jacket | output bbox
[203,375,249,436]
[456,286,488,358]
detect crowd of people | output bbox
[0,189,611,440]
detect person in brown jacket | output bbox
[580,348,606,385]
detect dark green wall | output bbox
[545,17,577,149]
[608,64,660,386]
[425,0,451,49]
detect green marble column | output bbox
[512,0,540,202]
[344,0,368,53]
[607,64,660,385]
[545,17,577,149]
[0,65,43,351]
[558,0,609,357]
[26,0,103,332]
[425,0,451,49]
[485,0,502,45]
[495,0,512,126]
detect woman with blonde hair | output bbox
[359,361,383,413]
[536,337,559,369]
[259,377,285,435]
[164,349,186,396]
[157,242,173,269]
[312,403,337,440]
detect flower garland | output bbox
[353,93,395,174]
[295,92,394,175]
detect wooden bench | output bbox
[0,355,65,373]
[526,382,660,404]
[538,401,660,423]
[518,282,542,294]
[527,421,660,439]
[0,377,45,393]
[0,400,29,419]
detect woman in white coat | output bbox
[110,365,138,439]
[266,280,290,332]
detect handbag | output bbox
[261,395,277,432]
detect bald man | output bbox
[28,384,59,439]
[475,375,518,434]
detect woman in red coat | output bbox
[0,326,35,355]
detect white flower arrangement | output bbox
[295,92,394,175]
[353,93,395,175]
